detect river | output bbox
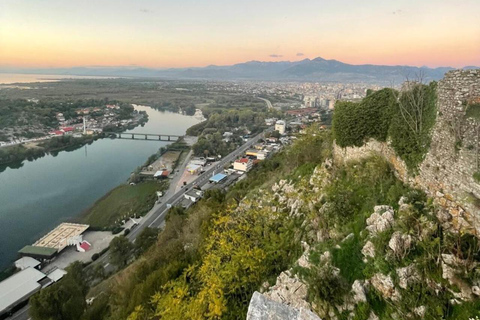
[0,105,202,269]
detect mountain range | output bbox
[1,57,478,83]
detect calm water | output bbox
[0,105,201,269]
[0,73,117,84]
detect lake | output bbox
[0,73,118,85]
[0,105,201,269]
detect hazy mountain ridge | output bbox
[1,57,477,83]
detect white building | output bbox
[233,158,253,172]
[184,189,204,202]
[275,120,286,135]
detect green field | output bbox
[81,181,166,229]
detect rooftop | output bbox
[19,245,58,258]
[33,223,89,251]
[46,268,67,283]
[209,173,227,183]
[14,257,41,270]
[0,267,46,314]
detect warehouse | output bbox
[0,267,47,316]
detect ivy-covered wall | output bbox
[334,69,480,235]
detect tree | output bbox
[30,262,87,320]
[135,227,159,255]
[109,235,133,268]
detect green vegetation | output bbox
[466,103,480,120]
[474,171,480,183]
[109,236,134,268]
[333,83,437,171]
[30,262,88,320]
[81,181,167,229]
[187,95,281,157]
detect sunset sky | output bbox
[1,0,479,69]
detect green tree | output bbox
[135,227,159,255]
[109,235,133,268]
[30,262,87,320]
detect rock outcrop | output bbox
[247,292,322,320]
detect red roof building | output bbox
[77,241,91,252]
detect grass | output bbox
[81,181,167,228]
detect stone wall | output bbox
[333,69,480,234]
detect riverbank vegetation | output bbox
[81,180,167,229]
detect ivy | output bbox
[332,83,437,172]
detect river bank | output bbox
[0,112,148,172]
[0,106,202,271]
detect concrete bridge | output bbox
[105,132,183,142]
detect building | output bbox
[209,173,227,184]
[184,189,204,203]
[0,268,48,316]
[76,241,91,252]
[233,158,253,172]
[32,223,89,252]
[0,266,68,316]
[14,257,41,271]
[186,164,202,175]
[275,120,286,135]
[18,245,58,261]
[154,170,169,179]
[246,149,267,160]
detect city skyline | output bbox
[1,0,479,69]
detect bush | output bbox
[333,83,437,171]
[91,253,100,261]
[473,171,480,183]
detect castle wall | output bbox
[333,69,480,234]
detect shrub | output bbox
[473,171,480,183]
[91,253,100,261]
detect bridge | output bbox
[105,132,183,142]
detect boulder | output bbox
[396,265,420,289]
[351,280,367,303]
[370,273,401,301]
[361,241,376,260]
[388,231,413,258]
[247,292,321,320]
[264,271,311,311]
[366,206,395,235]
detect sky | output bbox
[0,0,479,69]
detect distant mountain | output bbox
[1,58,478,83]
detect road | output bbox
[257,97,274,110]
[86,127,271,269]
[7,127,271,320]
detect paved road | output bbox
[7,128,271,320]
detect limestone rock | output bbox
[414,306,426,318]
[388,231,412,257]
[264,271,311,311]
[247,292,321,320]
[370,273,401,301]
[472,286,480,296]
[367,312,379,320]
[366,206,395,235]
[396,265,420,289]
[351,280,367,303]
[361,241,376,260]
